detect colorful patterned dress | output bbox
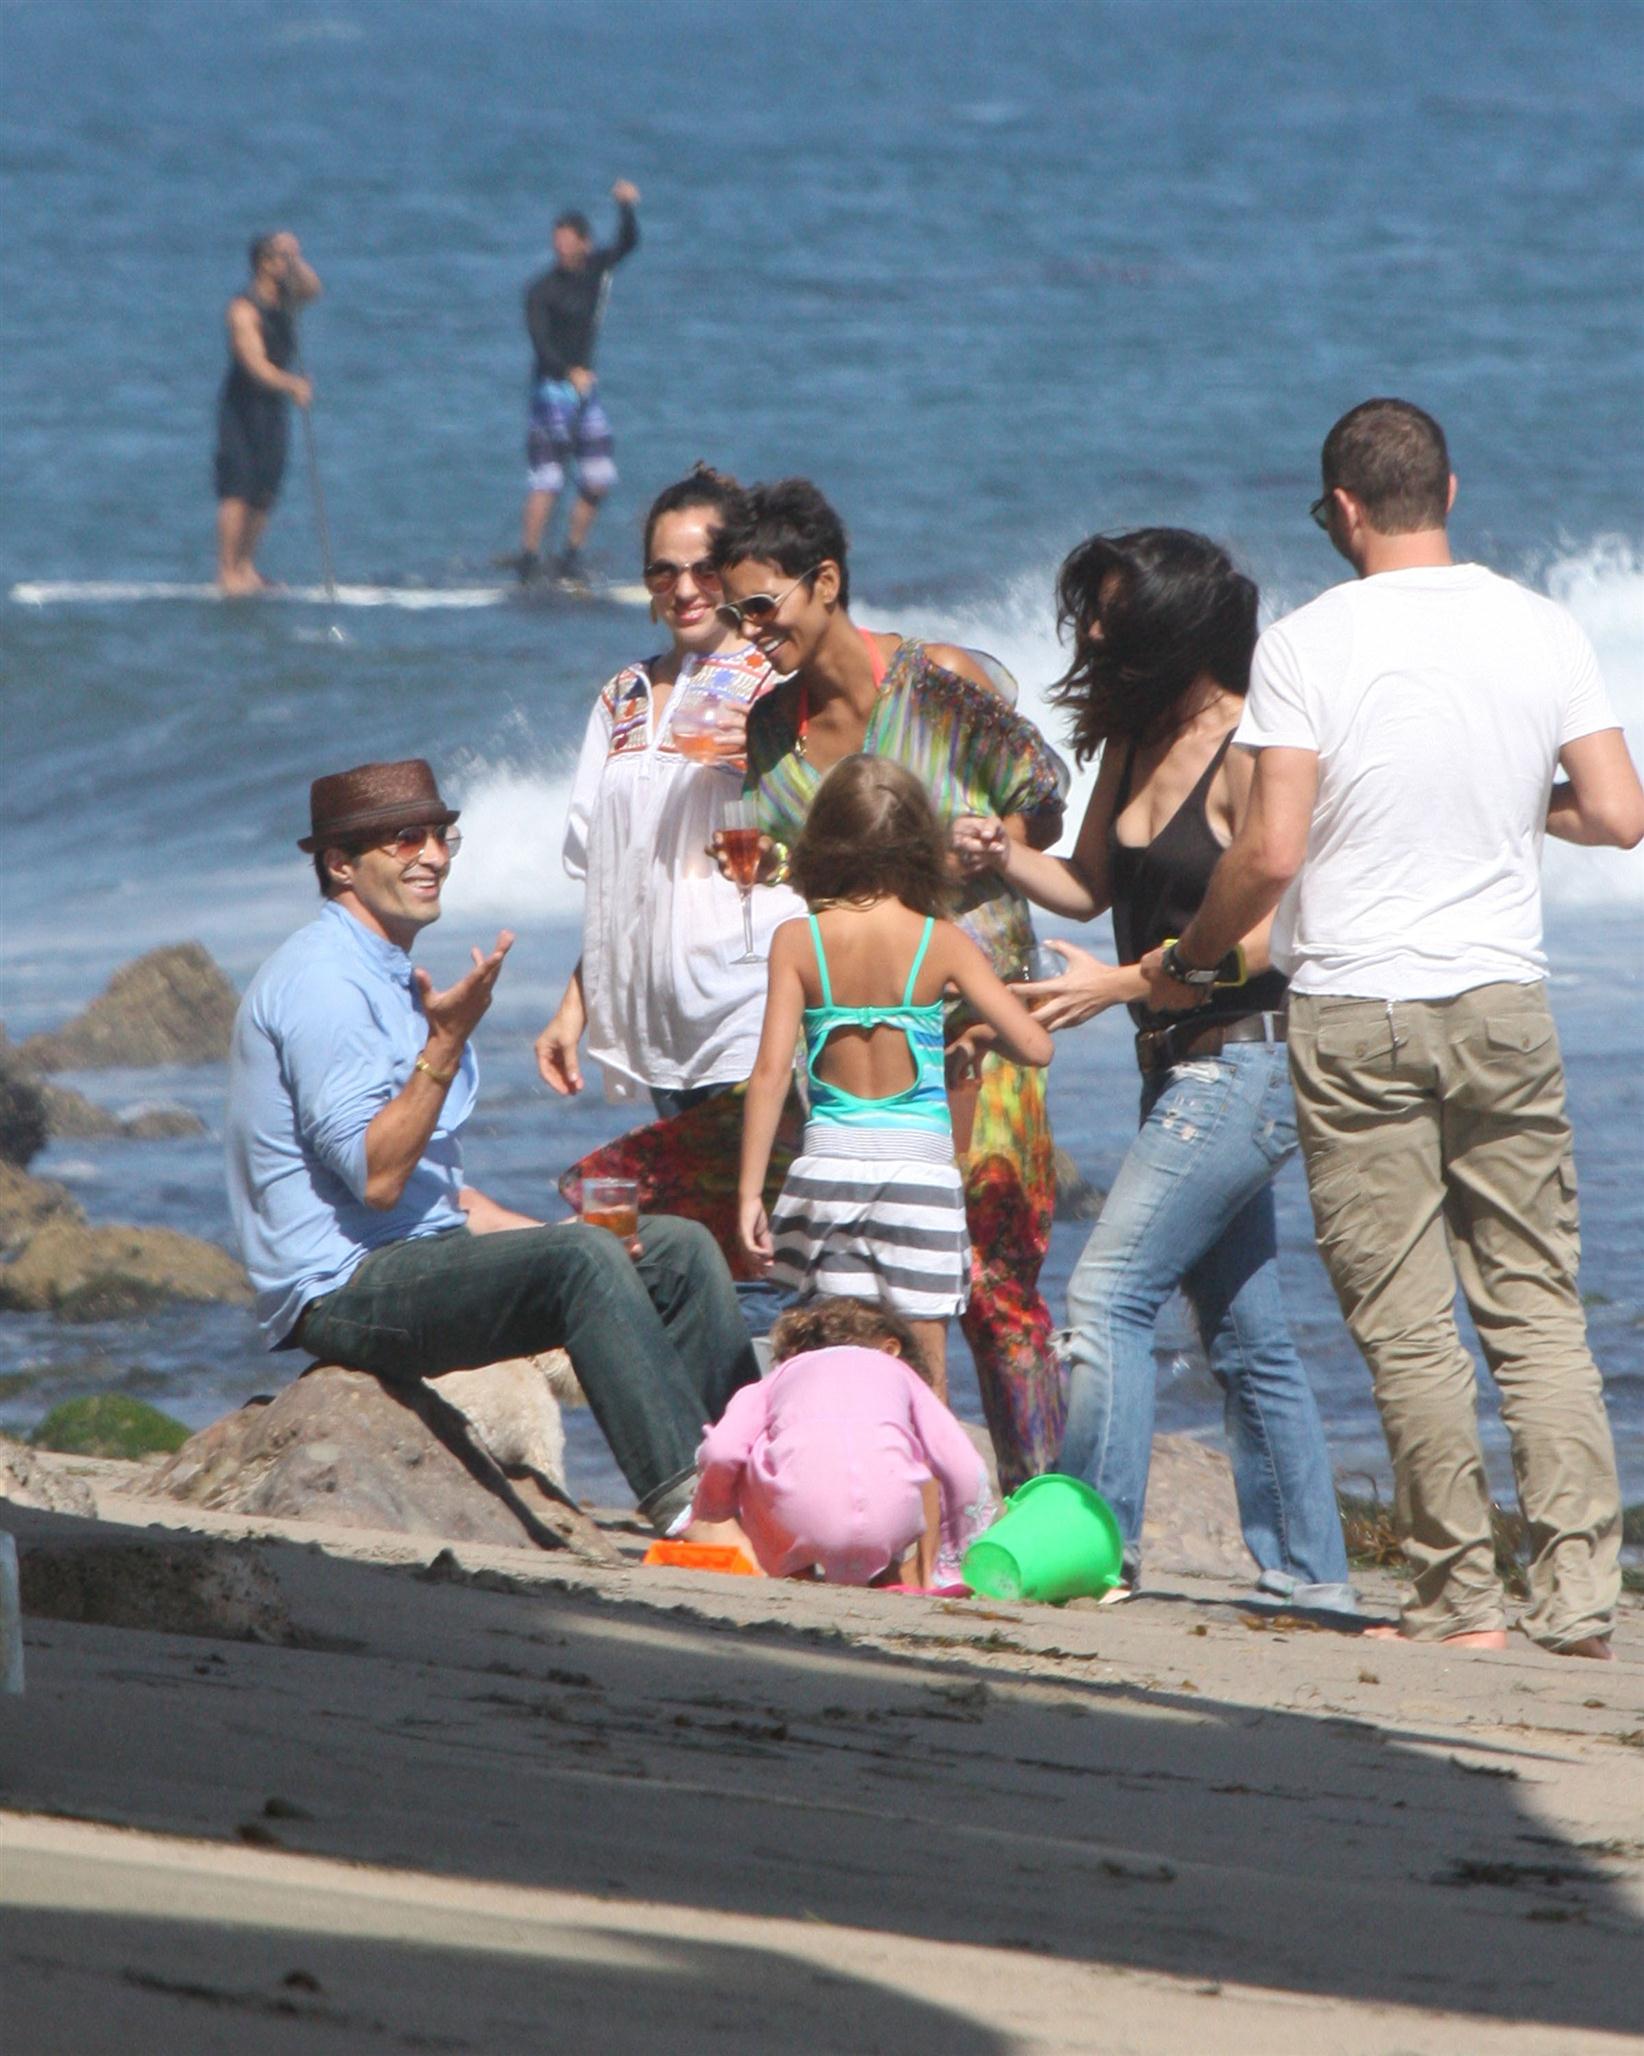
[744,638,1071,1488]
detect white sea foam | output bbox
[434,541,1644,935]
[439,757,585,928]
[1539,539,1644,906]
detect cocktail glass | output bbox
[719,800,764,965]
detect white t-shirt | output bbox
[1236,564,1617,1000]
[564,646,804,1098]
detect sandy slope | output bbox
[1,1463,1640,2055]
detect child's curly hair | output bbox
[768,1296,934,1386]
[786,756,952,918]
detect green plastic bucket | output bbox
[962,1473,1124,1604]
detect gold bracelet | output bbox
[414,1054,456,1086]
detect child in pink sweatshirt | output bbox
[691,1298,998,1586]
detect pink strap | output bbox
[859,626,888,686]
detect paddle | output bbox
[285,287,343,634]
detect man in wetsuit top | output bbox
[515,179,640,586]
[214,231,322,595]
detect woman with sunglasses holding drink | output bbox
[712,478,1070,1490]
[537,467,804,1298]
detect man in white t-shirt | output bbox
[1142,398,1644,1658]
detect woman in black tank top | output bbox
[953,528,1353,1610]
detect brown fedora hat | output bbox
[297,758,460,853]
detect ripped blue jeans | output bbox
[1059,1041,1352,1600]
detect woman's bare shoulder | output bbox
[920,642,1000,694]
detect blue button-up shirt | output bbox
[225,901,477,1348]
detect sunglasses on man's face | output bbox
[642,556,722,595]
[1309,491,1334,532]
[714,565,823,634]
[362,824,462,861]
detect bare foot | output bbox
[218,568,272,597]
[1549,1635,1613,1661]
[1364,1624,1510,1649]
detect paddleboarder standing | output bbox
[214,231,323,595]
[514,180,640,587]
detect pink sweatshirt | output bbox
[693,1345,997,1585]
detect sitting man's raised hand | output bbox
[415,931,515,1048]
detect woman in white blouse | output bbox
[536,465,802,1114]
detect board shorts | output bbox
[214,393,288,510]
[526,378,617,497]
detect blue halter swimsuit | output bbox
[767,913,971,1320]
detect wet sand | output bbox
[2,1459,1640,2054]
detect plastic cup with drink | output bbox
[582,1176,640,1241]
[1015,942,1066,984]
[668,660,745,767]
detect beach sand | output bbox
[2,1459,1640,2054]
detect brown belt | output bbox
[1135,1008,1288,1075]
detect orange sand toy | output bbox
[641,1540,759,1576]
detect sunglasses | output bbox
[1309,490,1334,532]
[643,556,722,595]
[357,824,462,861]
[714,565,823,634]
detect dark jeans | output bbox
[297,1214,759,1527]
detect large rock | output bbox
[15,944,239,1071]
[0,1217,251,1318]
[967,1421,1254,1579]
[141,1363,610,1560]
[1052,1145,1105,1223]
[0,1164,83,1251]
[428,1353,581,1484]
[0,1036,205,1144]
[0,1436,97,1515]
[0,1050,48,1166]
[17,1531,296,1644]
[36,1078,207,1142]
[1141,1433,1256,1579]
[29,1395,190,1460]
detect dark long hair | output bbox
[1047,528,1258,763]
[642,463,743,561]
[787,756,951,918]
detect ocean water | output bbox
[2,0,1640,1508]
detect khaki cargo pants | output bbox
[1288,981,1620,1647]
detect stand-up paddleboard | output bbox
[8,579,650,611]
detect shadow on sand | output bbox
[2,1507,1638,2046]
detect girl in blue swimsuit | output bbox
[740,756,1052,1392]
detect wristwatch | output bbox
[1160,937,1220,989]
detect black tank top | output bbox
[221,293,295,413]
[1108,731,1290,1031]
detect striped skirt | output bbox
[768,1123,971,1320]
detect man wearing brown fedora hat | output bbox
[225,757,759,1533]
